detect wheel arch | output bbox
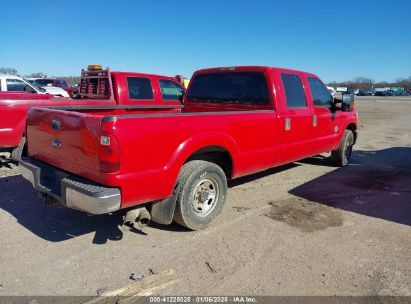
[185,145,234,179]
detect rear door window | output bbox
[187,72,269,105]
[281,73,307,108]
[127,77,153,100]
[6,79,32,92]
[308,77,333,106]
[159,79,185,101]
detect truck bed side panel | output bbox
[103,111,278,207]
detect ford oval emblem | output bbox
[51,120,61,131]
[50,138,62,149]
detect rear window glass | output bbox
[127,77,153,100]
[187,72,269,105]
[281,73,307,108]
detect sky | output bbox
[1,0,410,83]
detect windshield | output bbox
[24,79,46,92]
[33,79,54,87]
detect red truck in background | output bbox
[0,65,185,161]
[20,66,358,231]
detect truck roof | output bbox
[193,66,317,78]
[111,71,180,81]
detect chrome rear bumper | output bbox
[19,158,121,215]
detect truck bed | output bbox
[26,106,280,207]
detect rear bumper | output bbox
[19,157,121,215]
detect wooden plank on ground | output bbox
[84,269,181,304]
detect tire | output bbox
[173,160,227,230]
[331,129,354,167]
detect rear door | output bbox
[306,76,341,153]
[274,72,316,165]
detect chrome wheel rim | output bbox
[192,177,219,216]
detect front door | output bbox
[275,72,316,166]
[306,76,341,154]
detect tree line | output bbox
[328,76,411,90]
[2,67,411,90]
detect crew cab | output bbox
[0,65,185,160]
[20,66,358,231]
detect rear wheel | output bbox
[331,129,354,167]
[173,160,227,230]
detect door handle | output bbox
[285,118,291,131]
[313,115,317,127]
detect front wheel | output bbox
[173,160,227,230]
[331,129,354,167]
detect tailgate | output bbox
[26,108,104,180]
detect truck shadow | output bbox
[289,147,411,227]
[228,163,299,187]
[0,159,17,168]
[0,175,134,244]
[1,147,409,243]
[0,174,188,243]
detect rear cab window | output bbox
[281,73,307,108]
[186,72,269,106]
[159,79,185,101]
[127,77,154,100]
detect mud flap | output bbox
[150,184,180,225]
[11,137,26,161]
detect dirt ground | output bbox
[0,97,410,296]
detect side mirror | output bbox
[342,93,354,107]
[179,90,186,102]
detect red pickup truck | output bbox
[20,66,357,230]
[0,66,185,161]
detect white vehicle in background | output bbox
[0,75,70,97]
[375,87,390,92]
[336,87,348,92]
[327,86,336,96]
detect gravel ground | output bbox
[0,97,410,296]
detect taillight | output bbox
[99,133,120,173]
